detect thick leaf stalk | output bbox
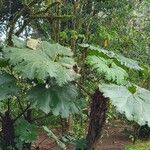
[86,89,108,150]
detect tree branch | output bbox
[0,112,3,122]
[0,112,3,118]
[15,14,74,37]
[74,81,92,97]
[13,104,31,123]
[7,0,42,45]
[34,1,61,15]
[17,97,27,118]
[15,19,31,36]
[31,15,74,20]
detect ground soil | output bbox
[96,121,132,150]
[32,121,132,150]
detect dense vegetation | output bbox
[0,0,150,150]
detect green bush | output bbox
[125,141,150,150]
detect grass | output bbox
[125,140,150,150]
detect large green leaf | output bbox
[0,52,8,67]
[26,84,79,117]
[89,45,115,58]
[39,41,73,59]
[80,44,142,70]
[115,55,143,70]
[99,84,150,126]
[12,36,26,48]
[0,73,20,100]
[3,40,78,86]
[15,119,38,143]
[87,55,128,84]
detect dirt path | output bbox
[32,122,132,150]
[32,131,62,150]
[96,123,131,150]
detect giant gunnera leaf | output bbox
[0,73,20,100]
[87,55,128,84]
[99,84,150,126]
[3,39,79,86]
[26,84,79,117]
[115,55,143,70]
[88,45,142,70]
[79,44,142,70]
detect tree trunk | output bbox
[86,89,108,150]
[67,115,74,133]
[1,111,16,150]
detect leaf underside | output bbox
[27,84,79,117]
[100,84,150,127]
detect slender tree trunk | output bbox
[60,117,68,135]
[86,89,108,150]
[67,115,74,133]
[55,3,61,42]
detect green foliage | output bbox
[87,55,128,84]
[3,39,78,86]
[0,73,20,101]
[1,37,80,117]
[73,122,86,139]
[73,138,87,150]
[27,84,79,117]
[79,44,143,71]
[0,52,8,67]
[79,43,144,90]
[81,44,143,85]
[0,0,149,148]
[39,41,74,58]
[100,84,150,126]
[80,41,150,129]
[0,37,81,148]
[12,36,26,48]
[115,55,143,71]
[125,141,150,150]
[61,135,87,150]
[15,119,38,143]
